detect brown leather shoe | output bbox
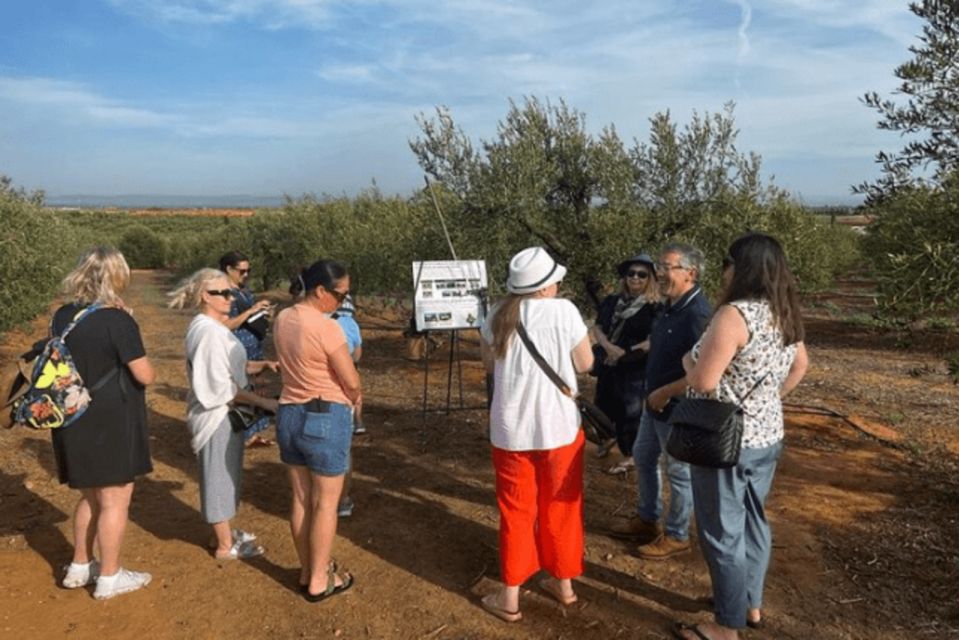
[636,534,690,560]
[608,516,662,540]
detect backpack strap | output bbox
[59,302,104,340]
[55,302,124,399]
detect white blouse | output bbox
[689,300,798,449]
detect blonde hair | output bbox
[620,271,662,303]
[168,268,229,310]
[489,292,535,359]
[62,246,131,307]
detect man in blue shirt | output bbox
[609,243,712,560]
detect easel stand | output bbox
[421,329,487,418]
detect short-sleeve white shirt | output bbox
[184,314,249,454]
[480,298,588,451]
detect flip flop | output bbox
[481,593,522,623]
[304,566,354,603]
[747,617,765,629]
[671,622,711,640]
[538,577,578,606]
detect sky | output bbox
[0,1,923,205]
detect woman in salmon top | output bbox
[273,259,360,602]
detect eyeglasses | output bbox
[656,263,689,272]
[626,270,650,279]
[206,289,235,299]
[231,267,250,275]
[327,288,349,304]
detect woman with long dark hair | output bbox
[673,233,809,640]
[479,247,594,622]
[273,260,360,602]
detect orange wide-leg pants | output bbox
[491,429,585,586]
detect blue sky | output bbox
[0,1,921,204]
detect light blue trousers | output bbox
[631,410,693,540]
[690,441,783,629]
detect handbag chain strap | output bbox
[730,372,770,405]
[515,323,576,399]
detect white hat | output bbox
[507,247,567,294]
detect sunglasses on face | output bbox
[206,289,235,299]
[626,270,650,279]
[327,288,349,304]
[722,255,735,270]
[232,267,250,276]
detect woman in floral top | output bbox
[673,233,809,640]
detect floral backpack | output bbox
[5,304,118,430]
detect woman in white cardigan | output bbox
[169,268,279,559]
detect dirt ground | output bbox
[1,271,957,640]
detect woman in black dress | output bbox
[54,246,156,600]
[590,254,661,469]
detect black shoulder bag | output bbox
[665,373,769,469]
[515,323,616,445]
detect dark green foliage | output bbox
[857,0,959,203]
[862,173,959,314]
[410,98,858,302]
[118,225,168,269]
[0,182,85,331]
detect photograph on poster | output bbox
[412,260,487,331]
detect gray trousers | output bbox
[690,441,783,629]
[198,420,244,524]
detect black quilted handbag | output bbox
[666,374,768,468]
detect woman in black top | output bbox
[54,247,156,600]
[590,254,661,465]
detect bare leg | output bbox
[490,584,521,612]
[211,521,234,558]
[306,472,345,594]
[93,483,134,577]
[72,492,100,564]
[287,465,313,586]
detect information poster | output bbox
[412,260,488,331]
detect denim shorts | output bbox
[276,401,353,476]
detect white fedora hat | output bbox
[507,247,567,294]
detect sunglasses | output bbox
[231,267,250,275]
[327,288,349,304]
[206,289,235,299]
[722,255,735,270]
[626,270,650,279]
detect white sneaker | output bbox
[62,560,100,588]
[93,568,152,600]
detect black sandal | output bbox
[304,561,353,603]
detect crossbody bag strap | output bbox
[515,322,575,399]
[730,372,770,405]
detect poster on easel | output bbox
[412,260,488,332]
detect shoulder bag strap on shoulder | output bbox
[515,322,575,398]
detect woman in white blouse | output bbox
[479,247,594,623]
[169,269,279,560]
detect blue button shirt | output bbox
[645,285,712,395]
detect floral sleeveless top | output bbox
[688,300,798,449]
